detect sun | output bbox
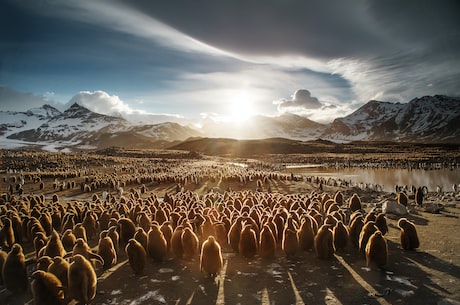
[226,90,256,123]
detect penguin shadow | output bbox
[406,214,429,226]
[222,253,291,305]
[290,249,385,305]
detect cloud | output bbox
[276,90,323,110]
[0,85,61,111]
[69,91,134,116]
[68,90,186,125]
[274,89,356,123]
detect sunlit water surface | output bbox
[285,167,460,193]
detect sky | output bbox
[1,0,459,124]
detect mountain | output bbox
[322,95,460,143]
[1,103,201,150]
[1,94,459,151]
[201,112,326,140]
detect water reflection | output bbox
[286,167,460,193]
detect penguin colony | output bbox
[0,151,427,304]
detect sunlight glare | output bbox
[226,90,256,123]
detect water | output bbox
[285,167,460,193]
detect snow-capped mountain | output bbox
[322,95,460,143]
[1,103,201,150]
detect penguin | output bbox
[73,223,87,243]
[349,214,364,248]
[125,238,147,274]
[30,270,65,305]
[170,226,184,259]
[398,192,409,206]
[66,238,104,266]
[48,256,70,287]
[349,193,362,212]
[68,254,97,304]
[34,231,48,258]
[147,224,168,262]
[238,224,258,259]
[0,217,15,250]
[282,227,299,258]
[332,220,349,251]
[134,227,148,252]
[398,218,420,250]
[200,236,223,277]
[314,225,334,260]
[0,249,6,285]
[118,218,136,246]
[359,221,378,254]
[181,227,199,259]
[107,226,120,254]
[160,222,173,252]
[97,236,117,270]
[2,243,28,293]
[36,255,53,271]
[259,225,277,259]
[375,213,388,235]
[228,217,243,253]
[365,231,388,269]
[61,229,77,252]
[44,230,66,258]
[298,216,316,251]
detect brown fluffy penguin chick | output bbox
[282,227,299,258]
[0,218,15,249]
[365,231,388,269]
[73,223,87,242]
[68,254,97,304]
[349,193,362,212]
[2,243,28,293]
[314,225,334,260]
[36,255,53,271]
[31,270,64,305]
[125,238,147,274]
[359,221,378,254]
[200,236,223,277]
[228,217,243,253]
[181,227,199,259]
[66,238,104,266]
[375,213,388,235]
[298,217,316,251]
[170,226,184,259]
[348,215,364,248]
[97,236,117,270]
[160,222,173,252]
[147,224,168,262]
[48,256,70,287]
[44,230,66,258]
[398,218,420,250]
[259,225,277,259]
[134,227,148,252]
[107,226,120,254]
[34,232,48,258]
[0,249,7,285]
[214,222,228,248]
[118,217,136,246]
[333,221,349,251]
[238,224,258,259]
[61,229,77,252]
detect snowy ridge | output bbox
[0,103,201,151]
[322,95,460,143]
